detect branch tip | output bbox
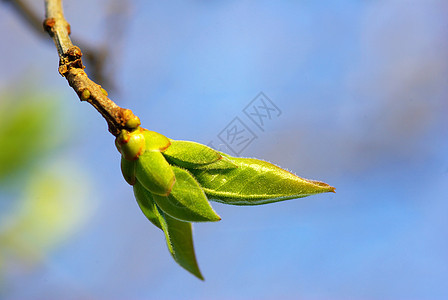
[44,0,137,136]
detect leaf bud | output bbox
[80,89,90,101]
[115,128,146,161]
[125,116,141,129]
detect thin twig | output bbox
[43,0,137,136]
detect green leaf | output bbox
[163,140,236,170]
[191,154,335,205]
[160,209,204,280]
[198,155,238,170]
[136,151,176,196]
[152,166,221,222]
[133,181,162,229]
[133,182,204,280]
[121,157,136,185]
[0,92,61,180]
[142,130,171,151]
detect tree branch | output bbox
[43,0,137,136]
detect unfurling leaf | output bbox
[160,209,204,280]
[133,182,204,280]
[152,166,221,222]
[191,154,335,205]
[134,181,162,229]
[163,140,237,170]
[163,140,218,167]
[116,126,335,280]
[136,151,175,196]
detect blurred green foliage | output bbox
[0,90,61,181]
[0,86,92,287]
[0,160,91,264]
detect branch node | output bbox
[119,109,139,130]
[43,17,56,34]
[58,45,84,76]
[67,46,82,58]
[100,87,108,96]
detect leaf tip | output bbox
[305,178,335,194]
[196,272,205,281]
[200,210,222,222]
[212,214,222,222]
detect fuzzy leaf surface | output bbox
[191,155,335,205]
[136,151,175,196]
[134,181,162,229]
[160,209,204,280]
[134,183,204,280]
[153,166,221,222]
[163,140,236,170]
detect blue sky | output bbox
[1,1,448,299]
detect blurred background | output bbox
[1,0,447,299]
